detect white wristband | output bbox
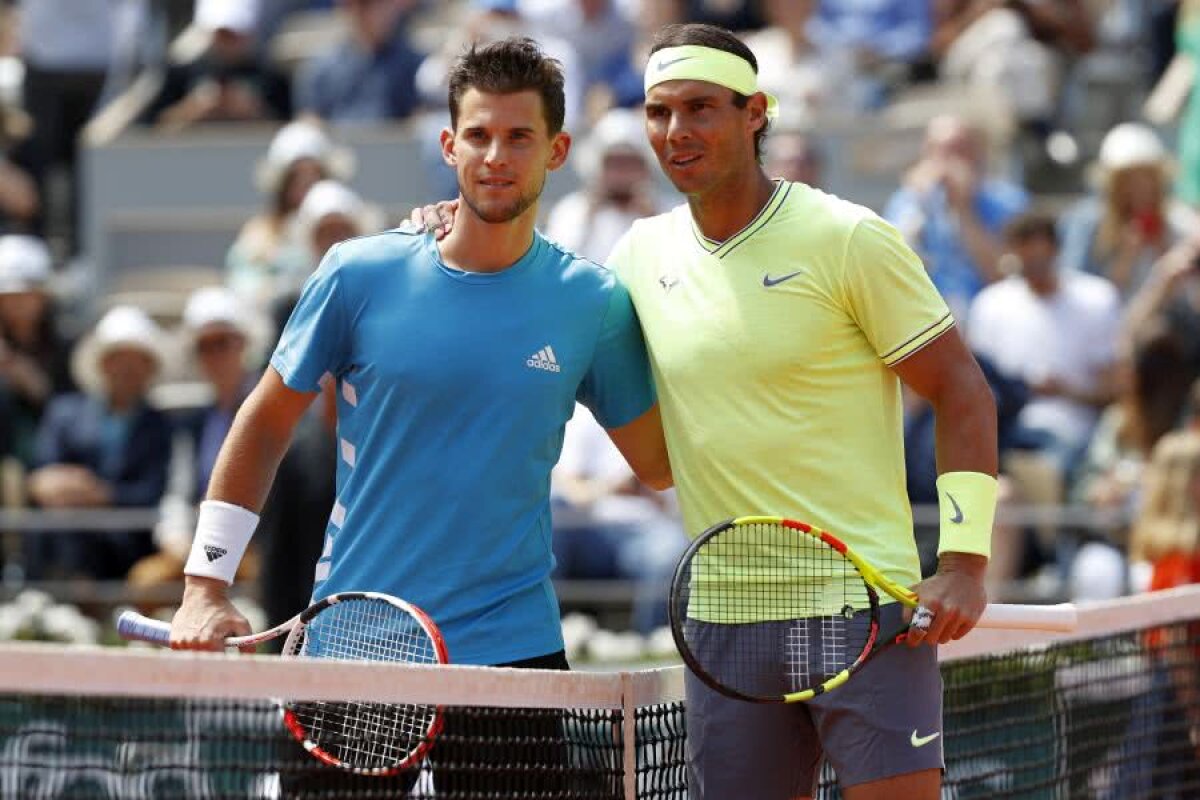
[183,500,260,585]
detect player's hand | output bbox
[171,576,254,653]
[904,552,988,647]
[408,199,459,240]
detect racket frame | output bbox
[118,591,449,774]
[278,592,448,775]
[670,516,924,705]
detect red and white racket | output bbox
[119,591,449,774]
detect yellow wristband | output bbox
[936,472,997,558]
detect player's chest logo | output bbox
[658,274,680,293]
[762,269,805,288]
[526,344,561,373]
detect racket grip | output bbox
[117,610,173,644]
[979,603,1077,632]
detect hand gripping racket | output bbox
[668,517,1077,704]
[119,591,449,774]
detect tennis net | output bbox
[0,585,1196,798]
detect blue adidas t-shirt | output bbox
[269,226,655,664]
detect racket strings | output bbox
[674,522,876,699]
[283,597,442,772]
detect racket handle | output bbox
[978,602,1077,632]
[117,610,173,644]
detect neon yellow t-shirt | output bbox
[607,181,953,614]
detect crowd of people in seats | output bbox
[0,0,1198,620]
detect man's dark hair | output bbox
[1004,212,1059,246]
[648,23,769,162]
[448,37,566,135]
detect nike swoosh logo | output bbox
[657,56,694,71]
[911,730,940,748]
[762,271,804,287]
[947,493,964,524]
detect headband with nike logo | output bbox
[644,45,779,120]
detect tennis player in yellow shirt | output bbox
[417,22,999,800]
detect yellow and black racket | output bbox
[668,516,1077,704]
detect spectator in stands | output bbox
[743,0,861,122]
[293,0,424,123]
[885,114,1029,321]
[270,179,382,334]
[932,0,1095,130]
[0,106,38,235]
[1145,0,1200,209]
[811,0,933,105]
[145,0,292,132]
[1130,380,1200,591]
[416,2,583,130]
[178,288,268,501]
[545,109,665,264]
[1073,318,1195,526]
[968,213,1122,491]
[1123,234,1200,375]
[294,179,382,267]
[268,178,380,329]
[552,404,686,634]
[0,236,73,469]
[521,0,642,112]
[1058,123,1197,299]
[226,120,356,309]
[23,306,172,580]
[127,288,268,593]
[764,128,824,188]
[678,0,763,32]
[12,0,115,249]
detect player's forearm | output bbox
[931,368,998,477]
[204,399,296,514]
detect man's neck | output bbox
[1027,274,1060,298]
[688,167,777,243]
[438,201,538,273]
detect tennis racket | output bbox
[118,591,449,774]
[669,516,1077,704]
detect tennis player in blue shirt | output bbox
[170,37,669,794]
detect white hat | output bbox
[194,0,261,34]
[182,286,272,366]
[0,235,52,294]
[1068,541,1127,602]
[574,108,653,183]
[1097,123,1169,172]
[71,306,169,397]
[294,180,384,245]
[254,121,356,195]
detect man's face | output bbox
[644,80,763,197]
[442,88,569,225]
[100,347,157,400]
[599,150,650,205]
[1013,235,1058,284]
[195,325,247,384]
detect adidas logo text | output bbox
[526,345,561,373]
[204,545,228,562]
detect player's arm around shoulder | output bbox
[173,368,318,652]
[891,329,997,647]
[607,404,672,490]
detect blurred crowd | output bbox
[0,0,1198,630]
